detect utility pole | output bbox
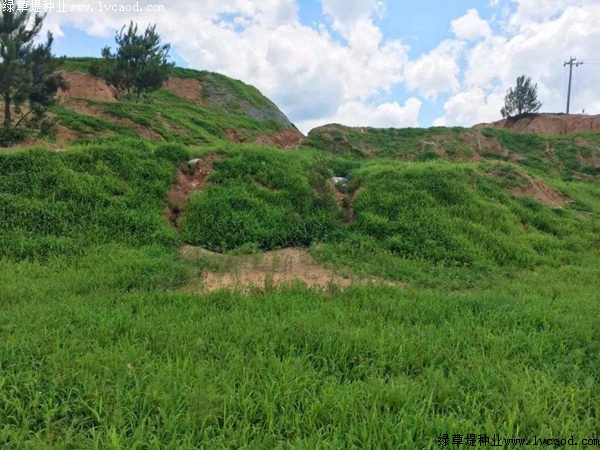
[564,56,583,114]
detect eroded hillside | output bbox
[476,112,600,134]
[40,58,304,149]
[303,123,600,180]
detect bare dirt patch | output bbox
[165,154,226,228]
[223,129,244,143]
[59,71,117,102]
[181,246,397,293]
[163,77,203,104]
[333,183,362,223]
[475,113,600,135]
[513,174,571,208]
[256,129,304,149]
[223,128,305,149]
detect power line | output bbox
[564,56,583,114]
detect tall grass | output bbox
[181,146,339,252]
[1,138,599,447]
[0,139,186,260]
[307,159,600,288]
[1,262,598,448]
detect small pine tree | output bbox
[501,75,542,118]
[99,22,173,101]
[0,10,66,142]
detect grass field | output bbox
[2,55,600,447]
[1,135,599,448]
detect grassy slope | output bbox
[1,138,599,447]
[303,124,600,180]
[52,58,292,146]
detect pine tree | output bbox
[501,75,542,118]
[99,22,173,101]
[0,10,65,142]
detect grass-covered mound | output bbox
[311,159,600,285]
[1,138,599,447]
[181,146,339,252]
[304,124,600,180]
[0,138,188,260]
[352,161,596,266]
[53,90,289,147]
[53,58,299,147]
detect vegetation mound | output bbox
[335,161,598,270]
[181,146,338,253]
[37,58,304,149]
[0,139,184,260]
[303,124,600,180]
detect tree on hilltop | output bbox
[0,10,66,145]
[96,22,173,101]
[501,75,542,118]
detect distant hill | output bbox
[303,123,600,180]
[475,113,600,135]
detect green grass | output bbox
[52,91,287,147]
[303,126,473,159]
[0,139,185,260]
[181,145,339,252]
[1,256,599,448]
[305,125,600,181]
[1,136,599,448]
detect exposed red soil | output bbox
[513,175,571,208]
[223,129,243,143]
[333,183,362,223]
[256,129,304,148]
[60,72,205,105]
[59,71,117,102]
[475,113,600,135]
[163,77,203,104]
[224,128,305,149]
[165,154,226,229]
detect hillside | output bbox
[303,123,600,180]
[476,112,600,134]
[1,60,600,447]
[39,58,304,149]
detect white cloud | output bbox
[434,89,504,127]
[321,0,384,31]
[44,0,410,131]
[505,0,596,27]
[404,40,464,100]
[451,9,492,41]
[298,98,422,133]
[436,1,600,126]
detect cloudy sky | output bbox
[43,0,600,133]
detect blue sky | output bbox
[45,0,599,133]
